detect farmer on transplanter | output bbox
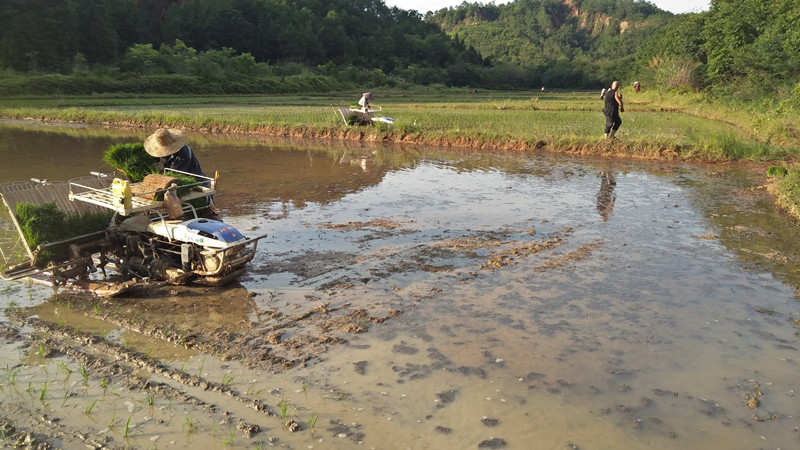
[603,80,624,139]
[144,128,206,178]
[358,92,374,112]
[144,128,218,218]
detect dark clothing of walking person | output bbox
[603,81,624,139]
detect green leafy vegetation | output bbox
[774,168,800,221]
[102,143,155,182]
[0,0,482,93]
[768,166,788,178]
[15,202,113,264]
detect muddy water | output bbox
[1,122,799,449]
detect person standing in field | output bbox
[603,80,624,139]
[358,92,374,112]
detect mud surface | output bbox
[1,124,800,449]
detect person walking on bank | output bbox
[603,80,624,139]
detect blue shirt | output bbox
[163,145,205,177]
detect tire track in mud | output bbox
[0,223,577,448]
[2,312,283,448]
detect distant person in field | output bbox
[603,80,624,139]
[634,81,641,93]
[358,92,374,111]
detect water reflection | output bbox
[596,170,616,221]
[1,123,799,449]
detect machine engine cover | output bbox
[148,218,246,249]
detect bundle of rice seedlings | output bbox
[103,143,157,182]
[16,202,113,265]
[16,202,66,251]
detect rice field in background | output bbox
[0,89,796,162]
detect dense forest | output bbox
[0,0,490,93]
[0,0,798,102]
[427,0,672,87]
[637,0,800,101]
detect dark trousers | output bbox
[604,112,621,133]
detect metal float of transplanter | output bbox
[0,170,265,297]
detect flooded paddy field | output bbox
[1,123,799,449]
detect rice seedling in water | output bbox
[221,373,235,387]
[57,361,72,375]
[61,388,70,407]
[124,416,132,438]
[78,365,88,381]
[4,364,19,385]
[223,430,235,446]
[277,397,290,418]
[183,416,200,433]
[85,399,97,414]
[308,412,318,430]
[246,383,263,396]
[197,359,204,378]
[108,411,117,428]
[39,381,48,400]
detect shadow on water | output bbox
[0,122,798,449]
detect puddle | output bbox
[1,123,799,449]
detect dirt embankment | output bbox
[10,115,705,161]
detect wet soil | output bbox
[2,124,800,449]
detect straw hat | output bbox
[144,128,186,157]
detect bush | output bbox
[0,72,347,95]
[767,165,788,177]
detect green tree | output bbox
[0,0,79,72]
[76,0,120,65]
